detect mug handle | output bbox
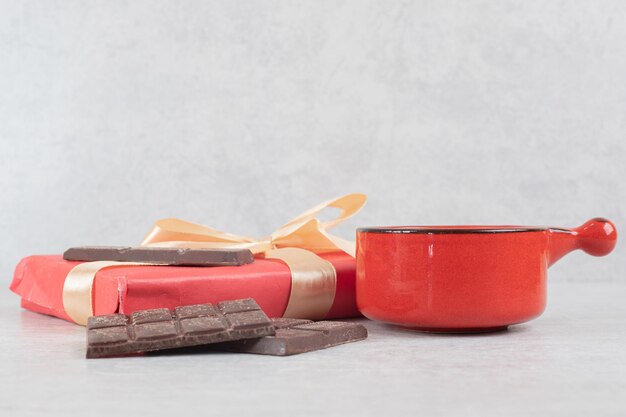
[548,218,617,266]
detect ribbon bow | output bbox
[141,193,367,256]
[63,193,367,325]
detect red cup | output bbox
[356,218,617,332]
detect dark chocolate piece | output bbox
[64,246,254,266]
[86,298,274,358]
[216,318,368,356]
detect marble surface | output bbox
[1,282,625,416]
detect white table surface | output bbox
[1,282,625,417]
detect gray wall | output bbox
[1,0,624,289]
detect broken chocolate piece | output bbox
[64,246,254,266]
[216,318,368,356]
[86,298,274,358]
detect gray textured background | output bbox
[1,0,624,289]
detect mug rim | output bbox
[357,226,548,234]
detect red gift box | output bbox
[10,252,359,323]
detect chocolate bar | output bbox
[217,318,368,356]
[86,299,274,358]
[64,246,254,266]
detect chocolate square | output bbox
[88,326,129,346]
[175,304,219,319]
[131,308,172,325]
[180,316,228,335]
[134,321,178,340]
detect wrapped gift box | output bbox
[10,252,359,323]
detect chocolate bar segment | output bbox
[64,246,254,266]
[86,298,274,358]
[217,318,368,356]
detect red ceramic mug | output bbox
[356,218,617,332]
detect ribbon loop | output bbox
[276,193,368,231]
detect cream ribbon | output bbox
[63,261,149,325]
[265,248,337,320]
[62,193,367,325]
